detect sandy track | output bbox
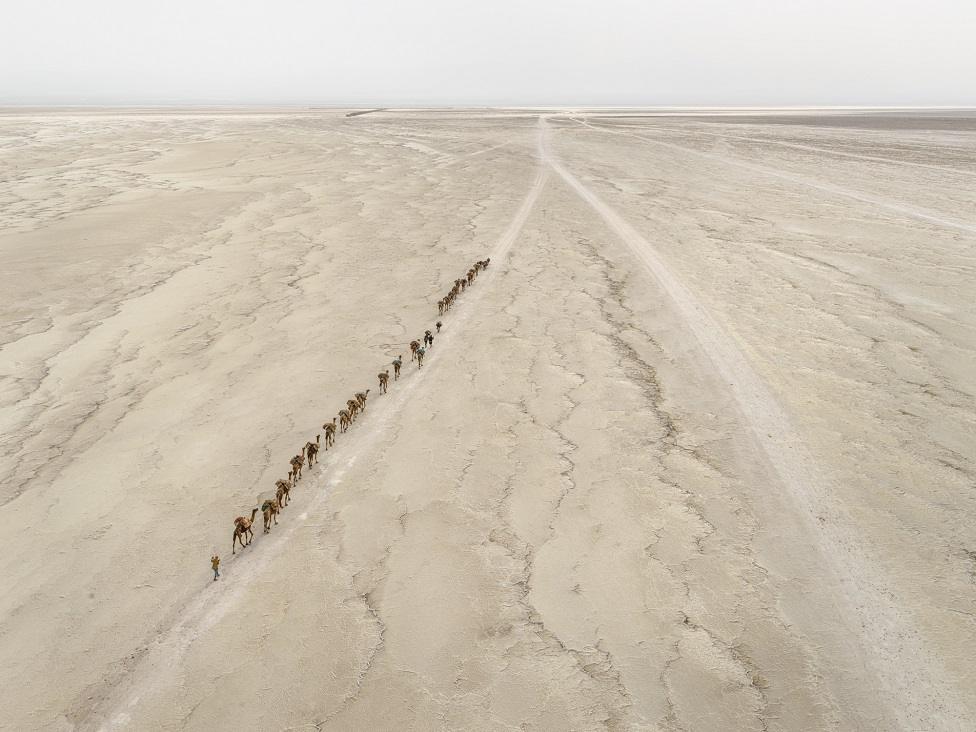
[86,167,549,732]
[542,116,971,729]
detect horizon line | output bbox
[3,104,976,112]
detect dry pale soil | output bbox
[1,108,974,731]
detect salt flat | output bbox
[1,109,974,731]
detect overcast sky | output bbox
[1,0,974,106]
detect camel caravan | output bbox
[229,258,490,556]
[438,258,489,315]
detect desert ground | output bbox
[1,108,974,731]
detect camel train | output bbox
[229,258,490,555]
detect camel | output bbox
[276,479,291,507]
[323,418,336,447]
[393,355,402,380]
[438,300,444,315]
[290,454,304,481]
[233,508,258,554]
[467,270,474,284]
[262,498,280,533]
[347,399,360,420]
[410,340,420,361]
[339,409,351,432]
[305,439,319,466]
[378,370,389,393]
[356,389,370,411]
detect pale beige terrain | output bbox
[0,109,974,731]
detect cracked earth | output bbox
[1,109,975,731]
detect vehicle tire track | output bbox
[540,115,972,731]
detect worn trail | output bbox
[542,115,972,729]
[84,166,548,732]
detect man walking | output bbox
[211,554,221,581]
[393,354,402,380]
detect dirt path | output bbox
[541,115,972,729]
[84,154,549,732]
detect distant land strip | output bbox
[346,108,387,117]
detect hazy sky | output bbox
[2,0,974,105]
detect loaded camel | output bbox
[304,438,319,466]
[290,454,304,482]
[378,370,389,393]
[232,508,258,554]
[323,418,336,447]
[302,435,320,467]
[262,498,280,533]
[338,409,351,432]
[355,389,370,411]
[276,479,291,507]
[410,340,420,361]
[346,398,360,421]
